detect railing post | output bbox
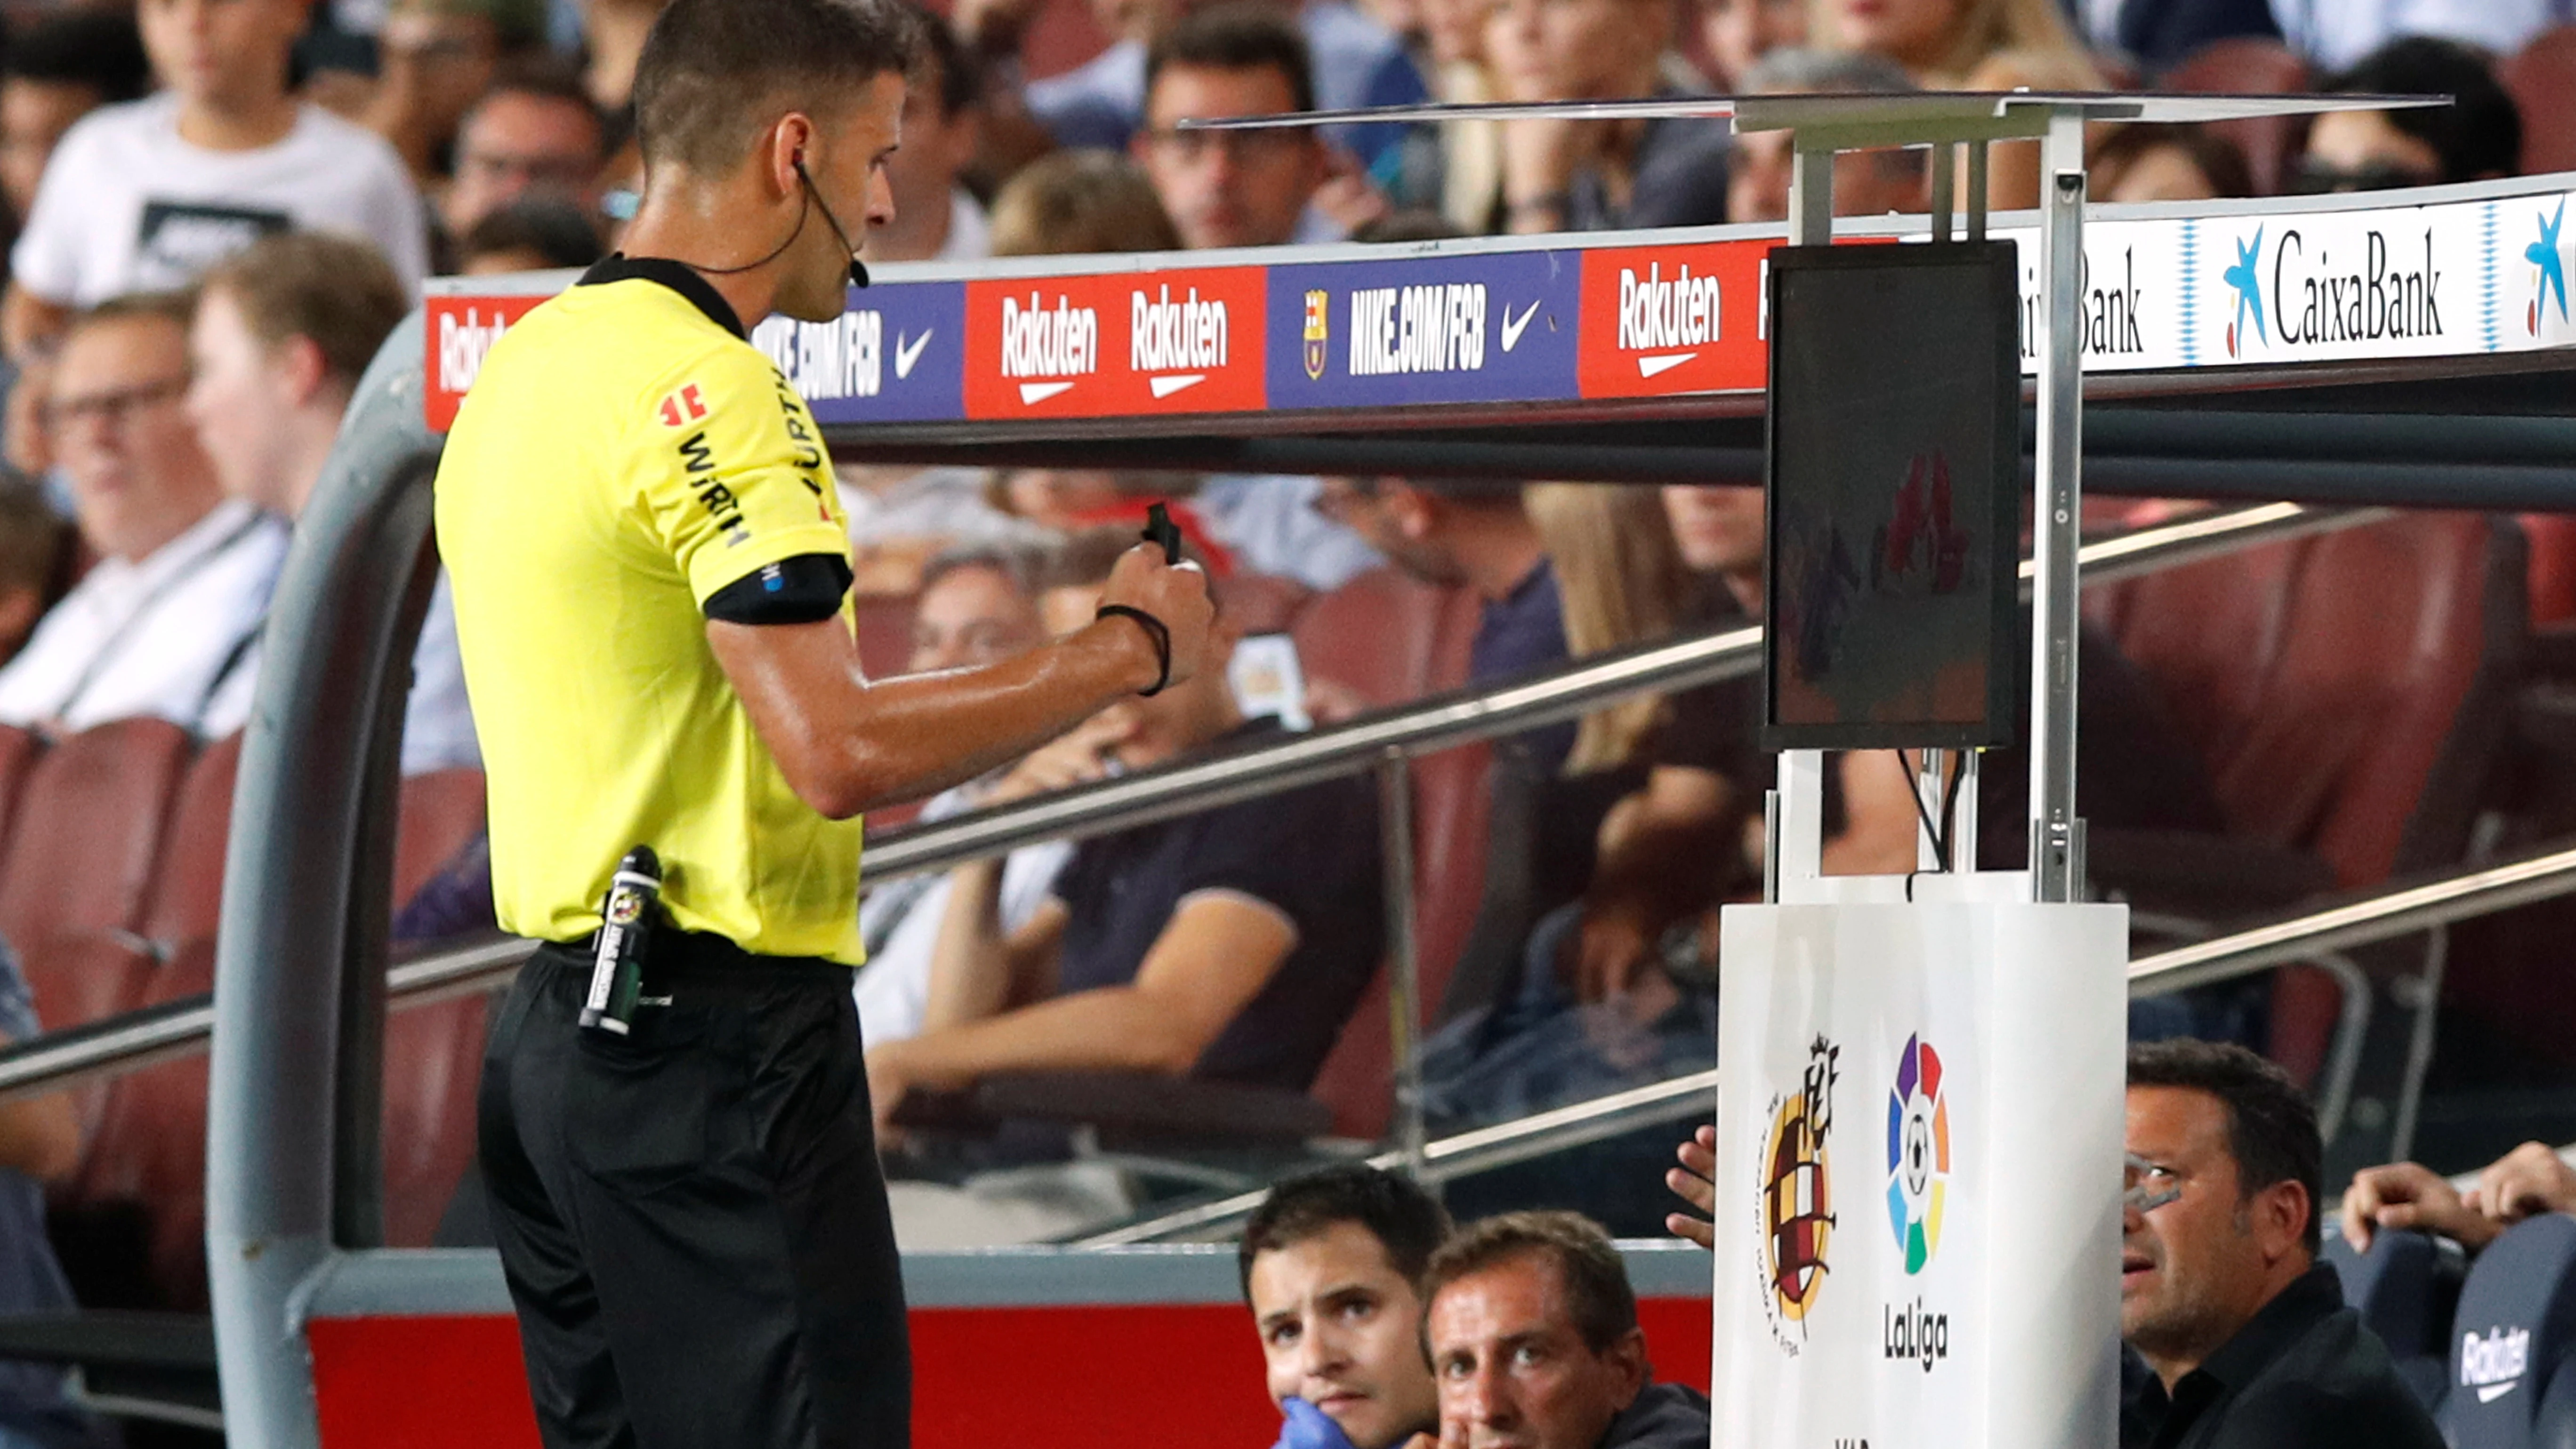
[1375,748,1428,1181]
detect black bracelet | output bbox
[1095,604,1172,696]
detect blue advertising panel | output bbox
[1265,248,1581,410]
[754,279,968,425]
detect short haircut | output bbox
[4,8,151,100]
[2322,37,2522,184]
[632,0,925,174]
[461,196,607,271]
[920,539,1055,601]
[1238,1165,1454,1303]
[1424,1211,1638,1355]
[0,471,68,606]
[71,290,197,341]
[467,57,609,155]
[201,233,410,391]
[989,150,1181,257]
[903,1,983,119]
[2128,1038,2323,1258]
[1146,1,1316,116]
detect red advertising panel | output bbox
[422,294,549,430]
[1576,242,1768,400]
[963,266,1267,420]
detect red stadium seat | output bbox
[853,592,916,680]
[2504,27,2576,176]
[64,937,216,1311]
[0,718,192,953]
[1301,570,1489,1139]
[2160,37,2311,196]
[382,991,491,1249]
[1210,571,1312,637]
[17,932,156,1140]
[0,726,44,856]
[392,769,488,912]
[141,733,244,947]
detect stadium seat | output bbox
[0,726,43,854]
[853,592,916,679]
[2439,1214,2576,1448]
[2503,28,2576,176]
[2159,37,2311,195]
[1209,571,1312,637]
[0,719,192,954]
[391,769,487,912]
[1298,570,1489,1141]
[381,991,491,1250]
[16,932,157,1140]
[2323,1228,2465,1409]
[141,733,245,948]
[60,938,216,1312]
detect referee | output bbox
[434,0,1214,1443]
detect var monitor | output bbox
[1762,241,2022,752]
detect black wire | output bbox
[1892,749,1962,875]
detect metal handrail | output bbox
[1075,1069,1724,1247]
[0,500,2374,1103]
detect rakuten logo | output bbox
[435,306,513,395]
[1129,284,1227,398]
[1618,262,1722,377]
[1000,292,1099,403]
[2463,1325,2530,1403]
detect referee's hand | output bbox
[1098,542,1216,692]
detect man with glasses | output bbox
[1135,3,1337,252]
[441,65,609,253]
[0,291,287,737]
[2121,1038,2441,1449]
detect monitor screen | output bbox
[1762,241,2022,752]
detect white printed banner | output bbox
[1712,902,2129,1449]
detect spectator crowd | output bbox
[0,0,2549,1436]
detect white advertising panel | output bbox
[1713,902,2128,1449]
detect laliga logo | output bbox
[2530,199,2568,338]
[2222,227,2266,358]
[2463,1325,2531,1403]
[1883,1033,1949,1275]
[1757,1036,1839,1350]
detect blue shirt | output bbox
[1469,559,1574,774]
[1024,1,1428,166]
[0,946,111,1449]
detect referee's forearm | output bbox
[711,614,1157,819]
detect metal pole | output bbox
[1375,749,1427,1180]
[2029,111,2086,902]
[1931,142,1956,242]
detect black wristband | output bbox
[1095,604,1172,696]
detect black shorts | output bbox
[477,937,910,1449]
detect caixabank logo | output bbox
[2216,219,2451,359]
[1755,1035,1839,1355]
[2527,198,2568,339]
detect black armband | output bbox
[703,553,853,625]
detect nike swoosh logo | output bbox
[2479,1382,2520,1403]
[895,328,932,379]
[1149,373,1205,399]
[1018,380,1074,404]
[1500,299,1540,353]
[1637,352,1696,378]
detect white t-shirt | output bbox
[204,568,480,774]
[2269,0,2566,71]
[852,783,1072,1046]
[935,188,991,264]
[0,499,288,736]
[11,95,428,306]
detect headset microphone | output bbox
[793,157,871,290]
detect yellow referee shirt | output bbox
[436,258,864,965]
